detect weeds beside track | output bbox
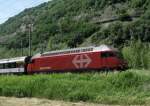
[0,69,149,105]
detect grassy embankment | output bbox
[0,69,149,105]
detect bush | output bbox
[129,0,148,8]
[122,40,150,69]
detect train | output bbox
[0,45,128,74]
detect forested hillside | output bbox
[0,0,150,69]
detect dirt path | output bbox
[0,97,121,106]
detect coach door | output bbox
[16,62,25,72]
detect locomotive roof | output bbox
[0,56,26,64]
[32,45,117,59]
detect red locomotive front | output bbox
[27,45,128,74]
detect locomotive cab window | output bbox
[101,52,115,58]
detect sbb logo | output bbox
[72,54,91,69]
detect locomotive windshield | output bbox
[101,51,124,59]
[101,52,115,58]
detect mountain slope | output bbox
[0,0,149,68]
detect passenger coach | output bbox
[0,56,27,74]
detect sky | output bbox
[0,0,49,24]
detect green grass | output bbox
[0,69,150,105]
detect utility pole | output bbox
[40,43,44,54]
[24,15,34,56]
[21,40,23,56]
[29,24,31,56]
[40,40,46,54]
[27,24,33,56]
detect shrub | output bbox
[122,40,150,69]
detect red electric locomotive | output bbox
[27,45,128,74]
